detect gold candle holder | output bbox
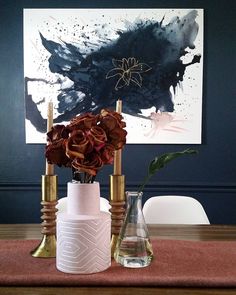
[31,175,58,258]
[109,174,126,257]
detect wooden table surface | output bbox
[0,224,236,295]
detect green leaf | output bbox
[138,148,198,192]
[148,148,197,176]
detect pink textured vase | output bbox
[56,182,111,274]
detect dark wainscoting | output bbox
[0,182,235,224]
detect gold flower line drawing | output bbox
[106,57,152,90]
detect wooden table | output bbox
[0,224,236,295]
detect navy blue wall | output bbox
[0,0,235,224]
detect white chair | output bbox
[56,196,111,214]
[143,195,210,224]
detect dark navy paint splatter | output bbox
[25,10,201,131]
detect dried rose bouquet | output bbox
[45,109,127,183]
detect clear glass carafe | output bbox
[114,191,153,268]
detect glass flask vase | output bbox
[114,191,153,268]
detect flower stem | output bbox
[138,175,151,193]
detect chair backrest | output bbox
[143,195,210,224]
[57,197,111,213]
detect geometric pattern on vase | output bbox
[56,214,111,274]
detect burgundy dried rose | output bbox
[88,126,107,150]
[46,125,71,167]
[108,128,127,149]
[45,139,71,167]
[100,109,126,131]
[99,144,115,165]
[47,125,69,143]
[68,113,99,131]
[66,130,93,160]
[72,152,103,176]
[99,109,127,149]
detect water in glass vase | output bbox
[115,236,153,268]
[114,191,154,268]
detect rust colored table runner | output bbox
[0,239,236,287]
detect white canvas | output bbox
[24,8,203,144]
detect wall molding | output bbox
[1,182,236,193]
[1,181,235,224]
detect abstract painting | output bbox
[24,8,203,144]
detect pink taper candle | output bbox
[45,101,54,175]
[113,99,122,175]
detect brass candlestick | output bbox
[31,175,58,258]
[109,174,126,257]
[109,99,126,257]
